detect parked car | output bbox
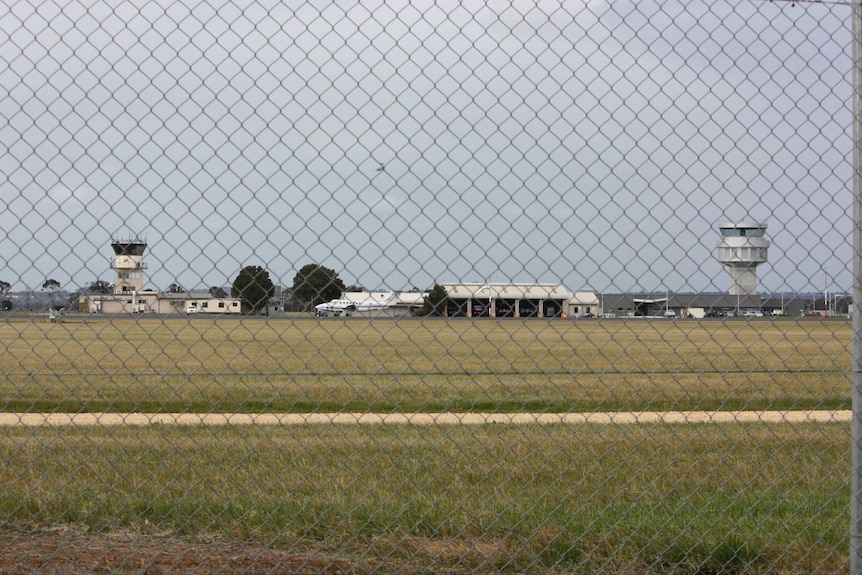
[185,305,198,315]
[579,312,596,319]
[519,305,537,317]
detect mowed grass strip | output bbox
[0,422,847,573]
[0,318,850,413]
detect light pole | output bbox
[476,283,491,317]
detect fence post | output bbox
[852,2,862,572]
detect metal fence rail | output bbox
[0,1,856,573]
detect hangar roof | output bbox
[443,282,597,304]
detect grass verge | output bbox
[0,421,848,573]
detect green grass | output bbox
[0,317,850,413]
[0,316,851,572]
[0,422,848,572]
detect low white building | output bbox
[83,291,243,315]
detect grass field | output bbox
[0,317,851,413]
[0,317,851,573]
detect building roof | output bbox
[719,220,767,229]
[445,282,567,298]
[393,292,426,306]
[443,282,597,304]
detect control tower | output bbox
[716,220,769,296]
[111,237,148,294]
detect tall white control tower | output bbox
[716,220,769,296]
[111,237,148,294]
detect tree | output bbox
[42,278,61,308]
[209,286,228,298]
[418,284,448,317]
[85,279,113,294]
[0,280,10,297]
[167,282,185,293]
[0,300,11,311]
[292,264,345,307]
[231,265,275,313]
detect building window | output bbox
[721,228,765,238]
[219,302,225,308]
[202,302,208,309]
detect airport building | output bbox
[598,221,776,317]
[598,293,806,318]
[80,221,828,319]
[716,219,770,296]
[442,282,598,318]
[82,237,243,315]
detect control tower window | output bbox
[721,228,765,238]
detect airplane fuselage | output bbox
[314,294,396,317]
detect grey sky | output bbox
[0,0,852,294]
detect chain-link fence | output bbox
[0,1,856,572]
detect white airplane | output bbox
[315,292,397,317]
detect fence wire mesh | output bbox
[0,0,855,573]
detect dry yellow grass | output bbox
[0,317,850,412]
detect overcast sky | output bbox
[0,0,853,294]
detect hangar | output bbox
[442,282,598,318]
